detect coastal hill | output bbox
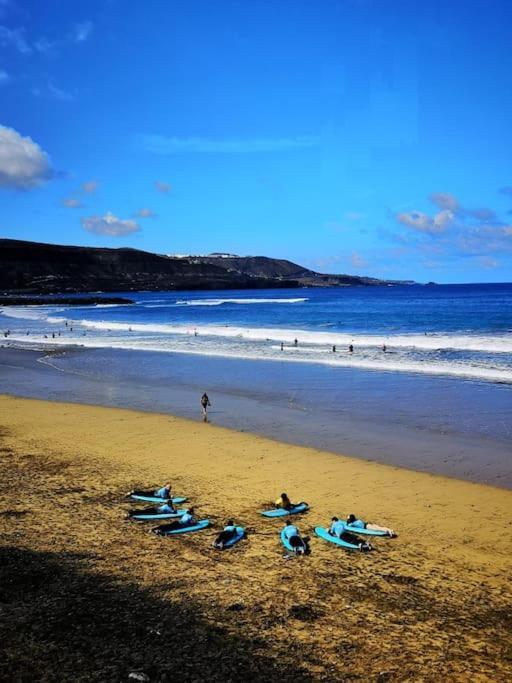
[0,238,411,293]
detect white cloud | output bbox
[82,180,98,193]
[136,207,156,218]
[155,180,171,193]
[34,36,57,54]
[81,212,140,237]
[0,24,31,54]
[0,68,8,83]
[0,124,53,190]
[433,209,455,230]
[429,192,459,212]
[351,252,368,268]
[141,135,319,154]
[72,21,93,43]
[62,197,83,208]
[479,256,498,269]
[32,81,74,101]
[396,210,453,235]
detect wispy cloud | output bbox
[136,207,157,218]
[81,212,140,237]
[62,197,83,208]
[0,124,53,190]
[32,81,74,101]
[0,24,31,54]
[429,192,459,212]
[351,251,368,268]
[82,180,98,193]
[71,21,93,44]
[154,180,171,193]
[141,135,319,155]
[0,68,9,84]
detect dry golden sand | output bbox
[0,394,511,682]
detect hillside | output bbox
[0,239,405,293]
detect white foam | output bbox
[76,319,512,353]
[5,332,512,384]
[175,297,308,306]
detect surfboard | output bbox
[154,520,210,536]
[128,508,186,521]
[215,526,245,549]
[129,494,188,504]
[314,526,360,550]
[261,503,309,518]
[280,528,306,553]
[345,523,388,537]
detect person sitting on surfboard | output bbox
[283,521,310,555]
[329,517,372,551]
[346,514,396,538]
[213,520,238,549]
[275,493,293,511]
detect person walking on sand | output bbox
[200,392,211,421]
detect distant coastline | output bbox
[0,238,415,294]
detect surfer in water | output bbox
[213,520,239,549]
[283,521,310,555]
[200,392,211,421]
[346,514,396,537]
[329,516,372,551]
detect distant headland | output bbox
[0,238,415,294]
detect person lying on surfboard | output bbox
[346,514,396,537]
[329,517,372,551]
[155,507,196,531]
[283,521,310,555]
[127,499,178,518]
[213,520,238,549]
[129,482,172,499]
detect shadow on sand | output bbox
[0,546,313,682]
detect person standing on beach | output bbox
[200,392,211,421]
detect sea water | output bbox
[2,283,512,384]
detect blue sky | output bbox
[1,0,511,283]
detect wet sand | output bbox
[1,346,511,487]
[1,394,511,681]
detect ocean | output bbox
[2,283,512,384]
[1,283,511,486]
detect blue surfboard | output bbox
[314,526,360,550]
[129,508,186,521]
[345,523,387,537]
[261,503,309,518]
[280,528,307,553]
[130,494,188,504]
[215,526,245,549]
[154,520,210,536]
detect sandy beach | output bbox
[1,394,511,681]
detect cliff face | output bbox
[0,239,402,293]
